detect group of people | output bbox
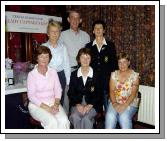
[27,10,140,129]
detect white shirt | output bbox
[60,28,90,67]
[77,67,93,85]
[92,38,107,52]
[42,40,71,85]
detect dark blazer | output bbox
[85,40,118,91]
[68,69,101,112]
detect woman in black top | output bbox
[68,48,100,129]
[85,20,118,112]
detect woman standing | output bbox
[85,20,118,112]
[27,46,70,129]
[42,20,71,107]
[105,52,140,129]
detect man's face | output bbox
[68,12,81,32]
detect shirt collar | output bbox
[34,64,49,77]
[77,67,93,78]
[69,28,80,35]
[92,38,107,46]
[47,40,61,48]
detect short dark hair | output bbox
[34,46,52,63]
[76,48,92,65]
[68,9,82,18]
[92,20,106,30]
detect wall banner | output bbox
[5,11,62,33]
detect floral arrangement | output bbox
[5,58,13,69]
[13,62,29,72]
[13,62,29,84]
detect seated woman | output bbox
[105,52,140,129]
[27,46,70,129]
[68,48,101,129]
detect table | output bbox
[5,83,27,95]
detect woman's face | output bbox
[80,54,91,67]
[37,53,50,67]
[118,58,130,72]
[47,26,60,42]
[93,24,105,37]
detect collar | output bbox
[92,38,107,46]
[77,67,93,78]
[34,64,49,77]
[47,40,61,48]
[69,28,80,35]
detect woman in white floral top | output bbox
[105,52,140,129]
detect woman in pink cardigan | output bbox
[27,46,70,129]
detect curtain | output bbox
[66,5,155,86]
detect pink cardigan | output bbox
[27,66,62,106]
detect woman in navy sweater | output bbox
[68,48,101,129]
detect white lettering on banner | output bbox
[5,11,62,33]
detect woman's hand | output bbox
[84,104,93,114]
[40,103,59,115]
[50,98,60,114]
[44,105,53,114]
[113,103,128,113]
[76,104,84,114]
[113,103,120,112]
[117,104,127,113]
[50,104,59,114]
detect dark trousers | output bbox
[97,72,110,113]
[57,70,66,106]
[103,90,109,112]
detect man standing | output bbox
[60,10,90,71]
[59,10,90,114]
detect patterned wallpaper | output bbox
[66,5,155,86]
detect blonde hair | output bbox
[47,20,62,33]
